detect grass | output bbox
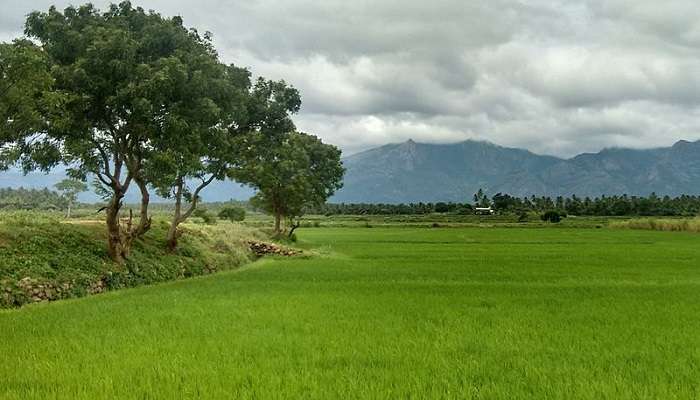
[0,211,264,307]
[2,226,700,398]
[243,212,622,229]
[612,217,700,233]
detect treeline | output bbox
[0,187,68,210]
[310,192,700,217]
[490,193,700,216]
[310,202,475,215]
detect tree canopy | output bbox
[233,131,344,236]
[55,178,88,218]
[0,39,59,172]
[20,2,256,261]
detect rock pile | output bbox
[2,276,108,306]
[17,277,65,302]
[248,241,298,257]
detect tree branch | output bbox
[90,137,112,179]
[179,174,216,222]
[96,172,112,186]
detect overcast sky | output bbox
[3,0,700,157]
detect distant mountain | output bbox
[332,139,700,203]
[3,139,700,204]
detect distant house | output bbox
[474,207,495,215]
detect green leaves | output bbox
[0,39,57,170]
[234,131,344,230]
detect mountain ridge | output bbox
[332,138,700,203]
[1,139,699,204]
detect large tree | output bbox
[148,63,249,251]
[233,131,344,236]
[55,178,88,218]
[152,76,301,250]
[22,2,235,262]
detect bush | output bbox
[218,206,246,222]
[517,212,529,222]
[541,210,562,223]
[455,205,473,215]
[193,208,217,225]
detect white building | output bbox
[474,207,495,215]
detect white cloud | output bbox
[4,0,700,157]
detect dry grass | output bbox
[611,217,700,233]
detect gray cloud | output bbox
[4,0,700,157]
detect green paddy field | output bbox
[2,227,699,399]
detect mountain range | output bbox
[332,139,700,203]
[2,139,699,203]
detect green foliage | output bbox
[149,75,300,248]
[309,192,700,217]
[517,211,529,222]
[54,178,87,217]
[218,206,246,222]
[0,39,60,172]
[489,192,700,217]
[0,187,67,210]
[434,202,450,213]
[193,207,217,225]
[54,179,87,197]
[234,131,344,232]
[21,2,234,182]
[541,210,562,223]
[473,188,491,207]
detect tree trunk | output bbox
[274,212,282,236]
[133,177,151,237]
[288,219,300,238]
[106,196,127,264]
[66,202,72,219]
[100,168,133,264]
[165,174,216,251]
[166,188,182,252]
[166,220,180,251]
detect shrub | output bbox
[541,210,562,223]
[517,212,529,222]
[455,205,473,215]
[194,208,217,225]
[218,206,246,222]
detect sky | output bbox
[3,0,700,157]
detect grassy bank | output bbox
[0,212,266,307]
[2,227,699,398]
